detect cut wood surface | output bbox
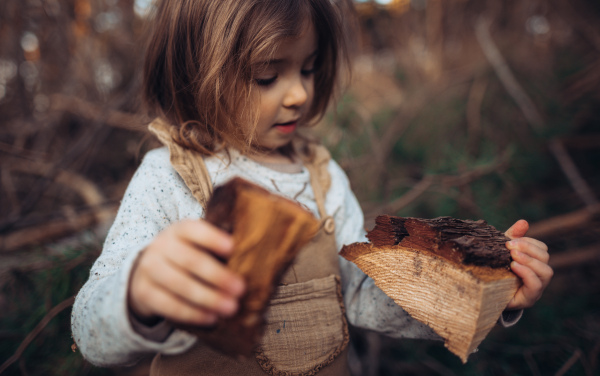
[177,178,320,357]
[342,215,520,363]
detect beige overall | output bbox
[148,120,350,376]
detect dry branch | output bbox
[554,349,583,376]
[364,149,511,220]
[549,139,599,209]
[475,17,544,132]
[0,161,116,252]
[549,244,600,270]
[466,77,488,155]
[49,94,148,132]
[0,296,75,375]
[9,160,113,223]
[0,210,99,253]
[527,206,600,239]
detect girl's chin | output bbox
[250,140,295,158]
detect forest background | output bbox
[0,0,599,375]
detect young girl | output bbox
[71,0,553,375]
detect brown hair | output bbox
[143,0,354,155]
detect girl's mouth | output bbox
[274,121,297,134]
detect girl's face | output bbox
[251,21,317,157]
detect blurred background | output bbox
[0,0,599,375]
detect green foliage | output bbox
[0,243,112,376]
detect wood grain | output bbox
[343,215,520,363]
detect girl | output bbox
[71,0,553,375]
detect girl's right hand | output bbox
[128,219,246,326]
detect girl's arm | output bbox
[71,148,244,366]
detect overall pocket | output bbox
[255,275,349,376]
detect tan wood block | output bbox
[340,242,520,363]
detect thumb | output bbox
[505,219,529,239]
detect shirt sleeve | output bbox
[71,149,198,367]
[327,160,441,341]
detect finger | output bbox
[507,238,549,264]
[514,237,548,252]
[149,263,239,317]
[142,285,220,326]
[509,251,554,287]
[174,220,234,258]
[505,219,529,239]
[166,244,245,297]
[507,261,542,309]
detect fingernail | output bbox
[205,313,218,324]
[221,299,238,315]
[222,237,234,251]
[232,279,246,296]
[511,249,521,258]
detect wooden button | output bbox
[323,217,335,234]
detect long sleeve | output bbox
[71,149,200,367]
[326,161,441,341]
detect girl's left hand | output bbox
[504,219,553,310]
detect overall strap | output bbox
[148,118,213,210]
[298,143,332,220]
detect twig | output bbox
[524,349,542,376]
[8,161,113,223]
[549,139,599,210]
[0,296,75,375]
[439,149,511,187]
[379,175,435,214]
[0,208,115,253]
[364,149,511,220]
[475,17,544,132]
[560,134,600,150]
[590,340,600,371]
[550,0,600,52]
[1,166,20,216]
[554,349,582,376]
[421,354,458,376]
[549,244,600,270]
[466,77,488,156]
[0,142,47,160]
[527,206,600,239]
[50,93,148,132]
[0,120,109,234]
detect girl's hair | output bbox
[143,0,355,155]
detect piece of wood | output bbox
[342,215,520,363]
[177,178,320,357]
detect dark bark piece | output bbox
[367,215,511,268]
[175,177,320,357]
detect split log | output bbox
[178,178,320,357]
[341,215,520,363]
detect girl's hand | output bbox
[504,219,553,310]
[128,220,246,326]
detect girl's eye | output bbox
[255,76,277,86]
[301,67,316,76]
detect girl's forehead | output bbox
[266,21,318,61]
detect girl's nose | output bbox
[282,77,308,108]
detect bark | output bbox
[367,215,511,268]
